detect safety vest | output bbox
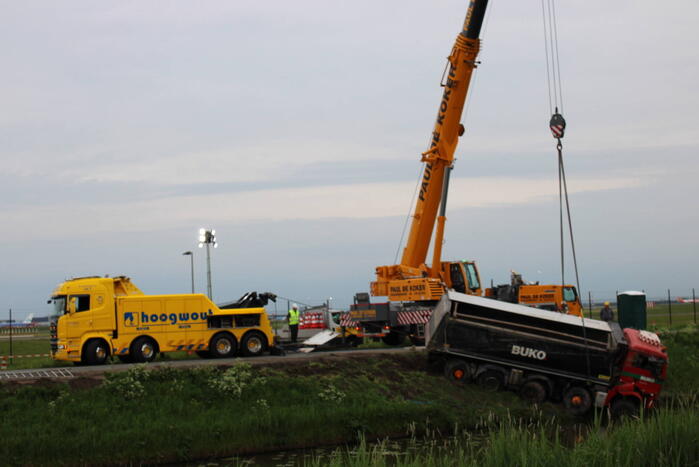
[288,309,300,325]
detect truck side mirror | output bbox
[68,297,77,314]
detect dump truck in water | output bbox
[427,291,668,417]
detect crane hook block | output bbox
[549,112,566,139]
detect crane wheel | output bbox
[382,332,405,346]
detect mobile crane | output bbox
[349,0,582,344]
[350,0,489,344]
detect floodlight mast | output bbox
[198,228,217,299]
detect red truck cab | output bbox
[606,329,668,415]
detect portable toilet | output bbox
[617,291,647,330]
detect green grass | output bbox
[308,404,699,466]
[582,303,699,327]
[0,352,543,465]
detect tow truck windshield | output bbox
[51,296,66,317]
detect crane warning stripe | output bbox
[339,313,358,327]
[397,310,433,325]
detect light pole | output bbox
[198,228,217,300]
[182,251,194,293]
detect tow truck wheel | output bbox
[563,386,592,415]
[83,340,109,365]
[210,333,237,358]
[477,370,504,392]
[520,380,548,404]
[130,337,158,363]
[241,332,267,357]
[610,398,640,421]
[444,360,470,383]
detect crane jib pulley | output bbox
[550,111,566,139]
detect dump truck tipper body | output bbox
[427,291,668,416]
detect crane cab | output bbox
[444,260,482,297]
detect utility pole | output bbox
[667,289,672,326]
[9,308,13,363]
[182,251,194,293]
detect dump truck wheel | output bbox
[130,337,158,363]
[477,370,504,392]
[210,333,237,358]
[195,350,211,359]
[382,332,405,346]
[83,339,109,365]
[520,380,548,404]
[444,360,471,383]
[563,386,592,416]
[241,332,267,357]
[610,398,640,421]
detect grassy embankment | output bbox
[0,350,542,465]
[1,327,698,465]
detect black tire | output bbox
[117,354,132,364]
[195,350,211,359]
[563,386,593,416]
[130,337,158,363]
[241,332,267,357]
[83,340,109,365]
[409,336,425,346]
[477,370,504,392]
[346,335,362,347]
[209,333,237,358]
[444,360,470,384]
[520,380,548,404]
[610,398,640,421]
[382,332,405,346]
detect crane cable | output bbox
[543,0,591,380]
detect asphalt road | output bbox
[0,346,424,382]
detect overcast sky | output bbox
[1,0,698,318]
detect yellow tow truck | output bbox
[49,276,276,365]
